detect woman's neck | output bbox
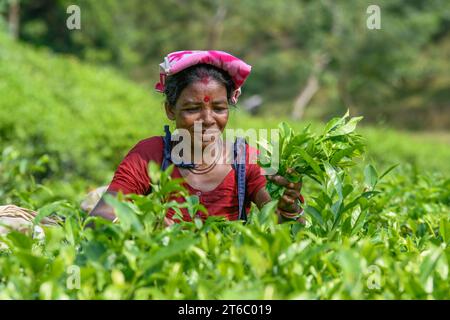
[191,139,224,169]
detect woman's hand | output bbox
[164,216,175,227]
[267,168,305,224]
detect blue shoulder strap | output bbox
[161,125,172,171]
[232,137,247,222]
[162,125,195,170]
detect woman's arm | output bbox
[88,190,175,227]
[254,188,287,224]
[254,172,304,223]
[254,187,272,210]
[89,191,118,221]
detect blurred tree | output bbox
[8,0,19,39]
[1,0,449,129]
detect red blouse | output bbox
[107,136,267,221]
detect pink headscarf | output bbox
[155,50,252,104]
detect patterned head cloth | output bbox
[155,50,252,104]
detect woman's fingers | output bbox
[286,168,296,175]
[268,174,302,190]
[270,168,304,215]
[283,188,300,198]
[279,194,300,212]
[281,194,295,205]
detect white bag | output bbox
[80,185,108,213]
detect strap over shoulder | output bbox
[161,125,172,171]
[233,137,247,221]
[161,125,195,171]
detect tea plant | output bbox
[0,114,448,299]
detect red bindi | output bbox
[203,96,210,103]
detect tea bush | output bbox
[0,115,448,299]
[0,34,448,299]
[0,32,164,192]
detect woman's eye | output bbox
[214,106,228,113]
[185,107,200,113]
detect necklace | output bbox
[188,141,223,175]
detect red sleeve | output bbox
[245,145,267,203]
[107,136,164,195]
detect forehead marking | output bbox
[200,75,210,85]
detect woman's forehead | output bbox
[179,80,228,100]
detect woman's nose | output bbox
[200,108,215,127]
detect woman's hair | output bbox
[164,63,235,107]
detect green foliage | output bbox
[1,116,449,299]
[0,146,52,208]
[0,31,449,300]
[260,111,364,192]
[259,113,384,242]
[7,0,450,128]
[0,32,166,202]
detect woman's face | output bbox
[165,79,229,148]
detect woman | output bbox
[90,50,304,225]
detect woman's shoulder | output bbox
[127,136,164,161]
[132,135,164,150]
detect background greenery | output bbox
[1,0,449,129]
